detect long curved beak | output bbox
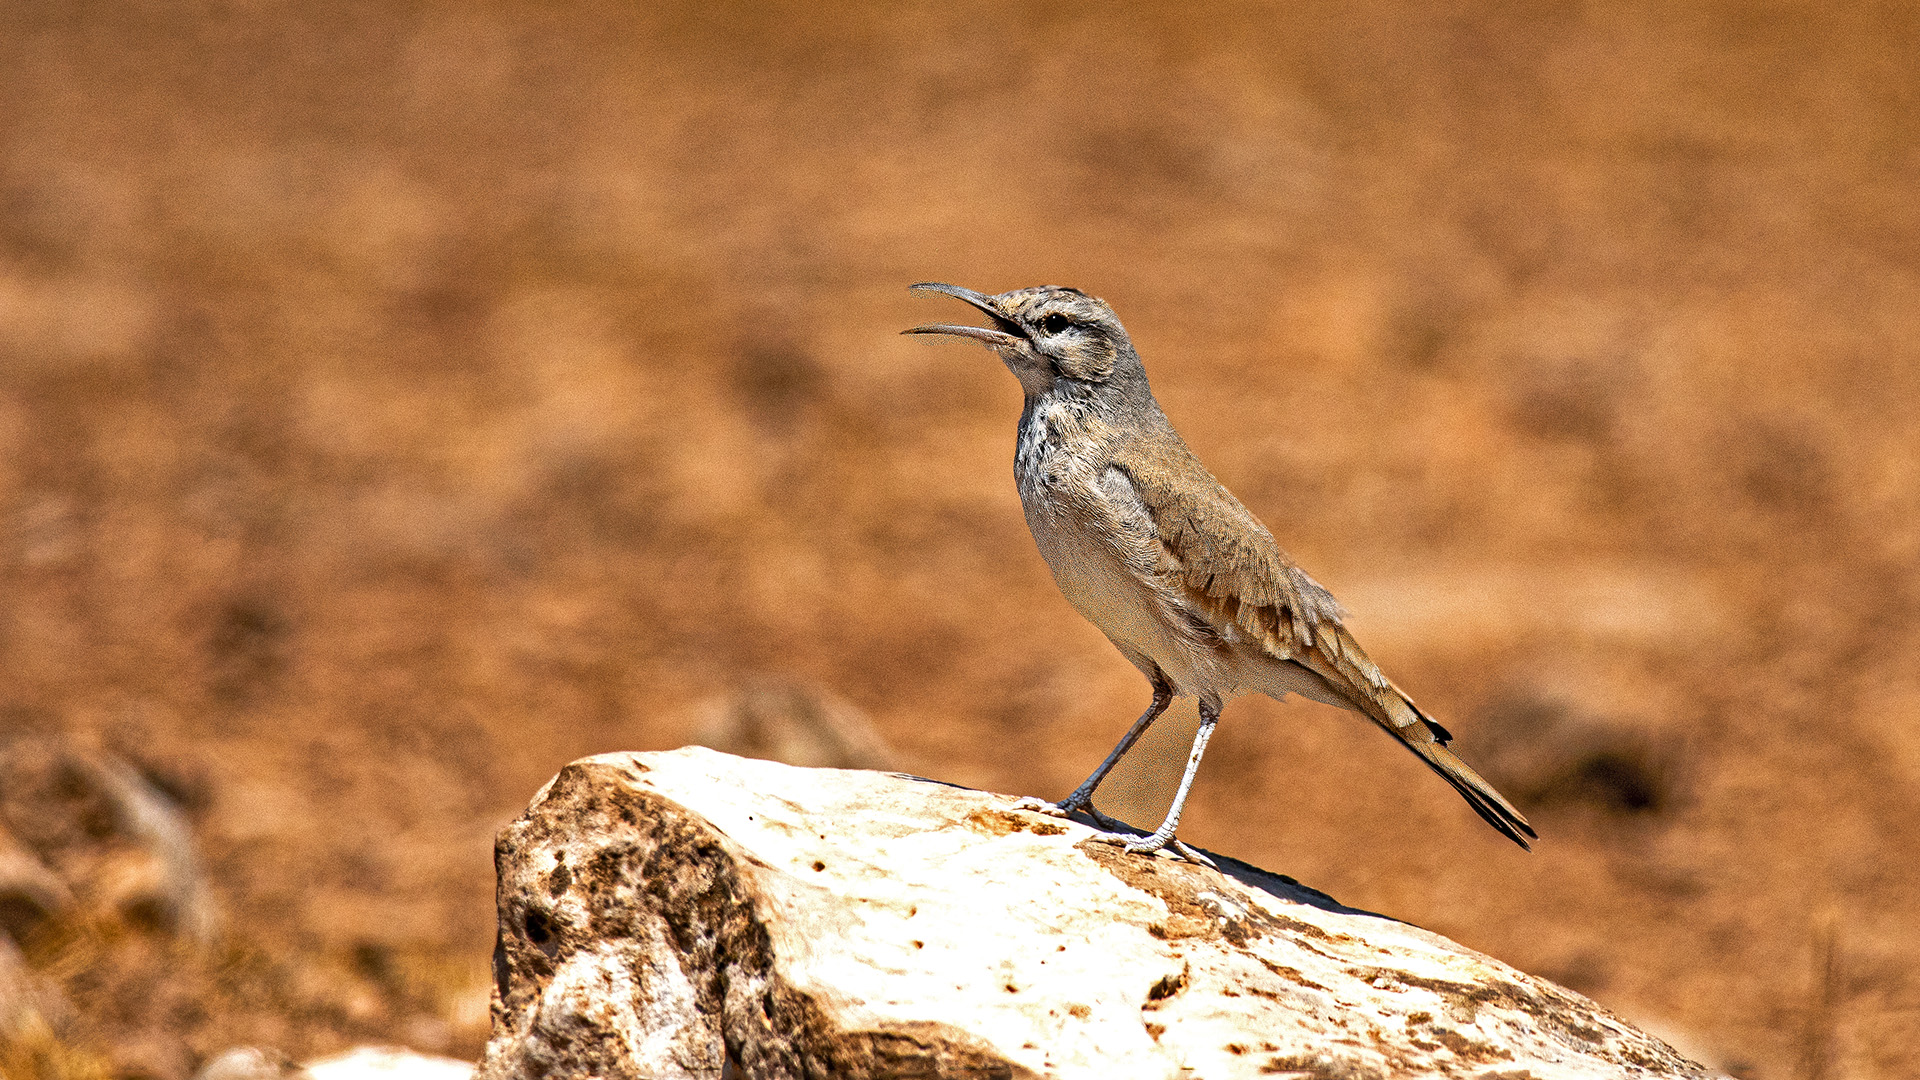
[902,282,1027,347]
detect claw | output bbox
[1171,840,1217,869]
[1012,796,1071,818]
[1122,831,1175,857]
[1111,830,1215,868]
[1014,790,1107,818]
[1013,797,1214,867]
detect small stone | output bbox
[194,1047,304,1080]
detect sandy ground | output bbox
[2,2,1918,1077]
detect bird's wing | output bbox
[1106,430,1348,662]
[1108,433,1537,848]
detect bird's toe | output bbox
[1012,796,1072,818]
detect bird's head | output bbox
[903,283,1143,397]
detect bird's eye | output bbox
[1040,313,1071,335]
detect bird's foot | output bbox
[1170,840,1217,868]
[1011,796,1073,818]
[1015,797,1214,867]
[1089,828,1217,869]
[1014,786,1100,818]
[1013,794,1129,831]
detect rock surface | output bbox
[478,748,1712,1080]
[303,1046,477,1080]
[195,1046,476,1080]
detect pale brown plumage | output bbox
[1112,433,1534,846]
[905,282,1535,857]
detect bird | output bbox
[903,282,1535,862]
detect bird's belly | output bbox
[1020,499,1223,697]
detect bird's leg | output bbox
[1119,697,1220,859]
[1060,679,1174,814]
[1016,679,1172,821]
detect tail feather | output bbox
[1291,632,1536,849]
[1379,687,1536,850]
[1400,737,1536,850]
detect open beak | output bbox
[902,282,1027,347]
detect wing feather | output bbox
[1108,431,1343,652]
[1108,430,1536,849]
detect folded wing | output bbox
[1108,432,1537,849]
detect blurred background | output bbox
[1,0,1916,1077]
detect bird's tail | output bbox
[1389,713,1537,851]
[1288,624,1537,849]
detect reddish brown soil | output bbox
[2,2,1917,1077]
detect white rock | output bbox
[193,1046,302,1080]
[194,1046,476,1080]
[478,747,1714,1080]
[304,1046,475,1080]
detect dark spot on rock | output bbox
[1081,838,1347,946]
[811,860,825,872]
[1259,1053,1385,1079]
[963,808,1066,837]
[492,927,510,1000]
[1144,1022,1166,1041]
[524,907,559,957]
[827,1022,1038,1078]
[1256,956,1330,992]
[547,858,572,897]
[1432,1027,1514,1063]
[1146,965,1189,1002]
